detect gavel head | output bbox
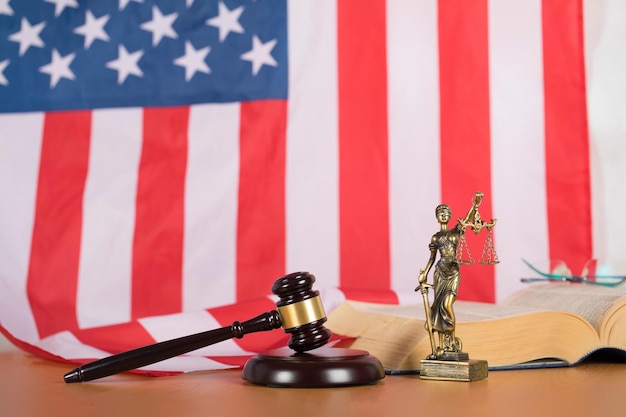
[272,272,332,353]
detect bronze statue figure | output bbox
[415,192,494,361]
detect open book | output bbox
[326,282,626,372]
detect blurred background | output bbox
[0,0,625,369]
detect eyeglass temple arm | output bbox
[521,258,565,279]
[521,258,626,287]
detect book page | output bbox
[328,297,601,370]
[342,300,544,323]
[502,283,626,331]
[326,302,430,370]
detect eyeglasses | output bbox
[520,258,626,287]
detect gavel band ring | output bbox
[277,295,326,330]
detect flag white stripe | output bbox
[585,0,626,262]
[387,0,442,302]
[39,331,112,358]
[183,103,240,311]
[0,113,43,343]
[77,108,142,328]
[138,310,250,356]
[137,355,235,372]
[489,0,550,301]
[286,0,340,285]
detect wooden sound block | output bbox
[242,347,385,388]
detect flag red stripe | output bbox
[209,297,286,352]
[27,111,91,338]
[438,0,495,302]
[132,107,188,319]
[337,0,391,293]
[236,100,287,301]
[75,320,157,354]
[542,0,592,272]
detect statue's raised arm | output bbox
[458,192,496,234]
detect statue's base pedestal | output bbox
[242,347,385,388]
[420,358,488,382]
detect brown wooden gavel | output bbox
[64,272,332,383]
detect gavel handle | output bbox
[64,310,282,383]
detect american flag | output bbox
[0,0,624,373]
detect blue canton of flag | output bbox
[0,0,288,113]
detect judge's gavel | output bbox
[64,272,332,383]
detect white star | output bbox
[8,18,46,56]
[174,41,211,81]
[0,0,13,16]
[119,0,142,10]
[0,59,9,86]
[74,10,110,49]
[240,35,278,76]
[186,0,194,7]
[140,6,178,47]
[39,49,76,88]
[45,0,79,17]
[106,45,144,84]
[206,2,244,42]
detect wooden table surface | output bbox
[2,349,626,417]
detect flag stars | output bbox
[39,49,76,88]
[9,18,46,56]
[240,35,278,76]
[119,0,142,10]
[0,59,9,86]
[140,6,178,47]
[45,0,79,17]
[174,41,211,81]
[106,45,144,84]
[207,2,244,42]
[0,0,13,16]
[74,11,110,49]
[1,1,286,102]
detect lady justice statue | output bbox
[414,192,496,381]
